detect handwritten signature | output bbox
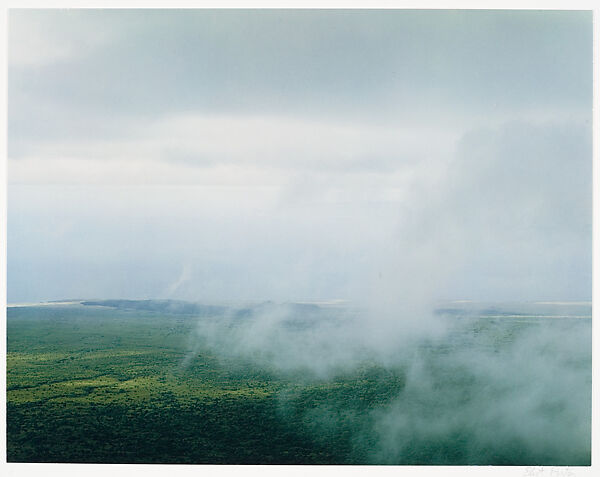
[523,467,577,477]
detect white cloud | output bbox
[6,10,591,304]
[8,113,458,186]
[9,10,114,68]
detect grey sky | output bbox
[7,9,592,303]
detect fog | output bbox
[7,117,591,304]
[6,9,592,465]
[183,300,591,464]
[370,314,590,462]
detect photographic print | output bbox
[5,8,593,466]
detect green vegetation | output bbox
[6,304,403,464]
[7,303,591,465]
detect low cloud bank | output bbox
[189,301,590,465]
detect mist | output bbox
[181,300,591,465]
[6,9,592,466]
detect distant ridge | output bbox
[80,298,330,317]
[81,299,227,316]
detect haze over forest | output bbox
[5,10,593,467]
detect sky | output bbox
[6,9,593,304]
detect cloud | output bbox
[425,119,592,301]
[7,116,592,303]
[9,10,115,68]
[8,10,591,137]
[8,113,457,185]
[164,264,193,297]
[6,10,592,303]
